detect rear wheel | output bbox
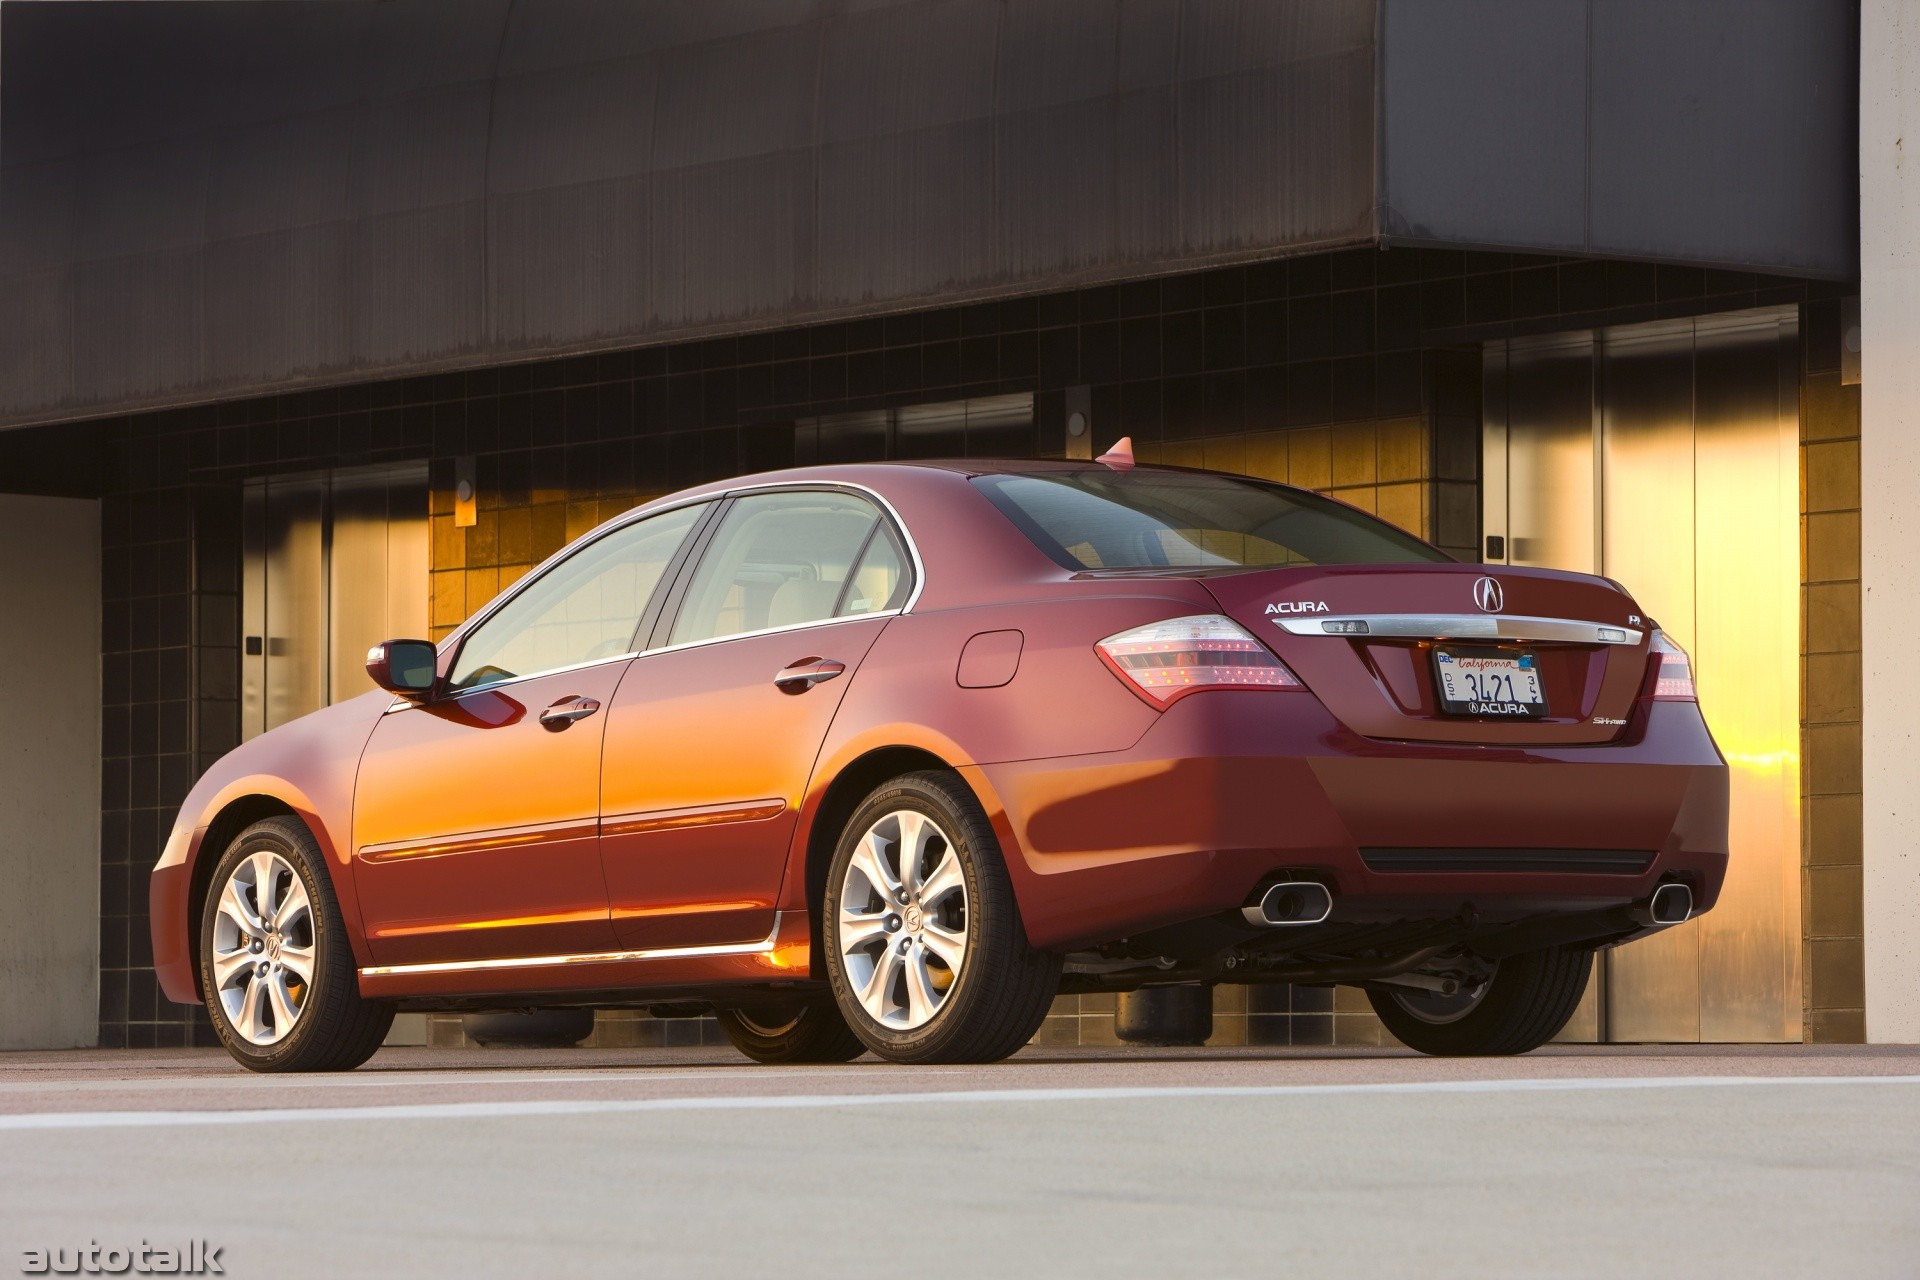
[198,817,393,1072]
[714,999,866,1064]
[1367,946,1592,1056]
[823,771,1060,1064]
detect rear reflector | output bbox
[1649,629,1697,701]
[1096,614,1303,707]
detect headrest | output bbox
[768,578,841,628]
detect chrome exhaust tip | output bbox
[1241,881,1333,927]
[1632,882,1694,927]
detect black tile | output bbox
[1117,381,1163,440]
[809,357,847,403]
[1330,355,1374,421]
[1288,253,1332,296]
[1038,327,1079,388]
[1118,317,1161,379]
[1464,271,1511,325]
[1202,307,1245,371]
[1329,290,1374,357]
[921,337,960,387]
[1558,260,1607,313]
[1077,285,1119,322]
[1288,361,1332,426]
[959,302,1001,338]
[1510,266,1559,318]
[1201,370,1245,434]
[921,309,961,342]
[1079,322,1119,385]
[1038,291,1079,329]
[1159,272,1205,313]
[884,313,925,348]
[1328,247,1375,291]
[1161,375,1205,439]
[1288,296,1331,361]
[738,363,774,411]
[1657,264,1705,301]
[997,296,1039,333]
[999,332,1037,382]
[1200,266,1245,306]
[778,326,818,361]
[1245,364,1286,428]
[1244,258,1288,300]
[1118,279,1161,318]
[885,345,925,395]
[1377,350,1424,418]
[1606,260,1658,307]
[1162,311,1203,376]
[845,351,886,399]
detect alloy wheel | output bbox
[209,850,316,1046]
[836,808,969,1030]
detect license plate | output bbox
[1433,646,1547,718]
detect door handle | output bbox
[538,696,602,730]
[773,657,846,694]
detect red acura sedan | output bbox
[151,451,1727,1071]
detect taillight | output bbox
[1649,629,1697,701]
[1095,614,1303,707]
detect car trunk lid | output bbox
[1198,563,1654,745]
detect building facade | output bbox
[0,0,1889,1050]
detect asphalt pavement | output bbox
[1,1043,1916,1279]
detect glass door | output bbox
[1483,308,1802,1042]
[241,463,429,739]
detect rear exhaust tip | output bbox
[1241,881,1333,927]
[1632,882,1694,927]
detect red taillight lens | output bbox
[1096,614,1303,707]
[1650,629,1697,701]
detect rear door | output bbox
[599,488,913,949]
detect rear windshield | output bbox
[975,469,1451,570]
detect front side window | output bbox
[975,470,1450,570]
[448,503,704,690]
[667,490,905,646]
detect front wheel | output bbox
[198,817,394,1072]
[1367,946,1592,1056]
[823,771,1060,1064]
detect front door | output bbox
[600,488,913,949]
[352,501,707,965]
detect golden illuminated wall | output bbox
[1486,309,1805,1042]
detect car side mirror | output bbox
[366,639,439,697]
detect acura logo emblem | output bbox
[1473,576,1505,613]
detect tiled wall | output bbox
[17,245,1849,1048]
[1800,299,1866,1043]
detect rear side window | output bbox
[975,470,1450,570]
[668,490,906,645]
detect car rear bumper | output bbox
[968,691,1729,953]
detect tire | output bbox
[198,816,394,1072]
[822,771,1060,1065]
[1367,946,1593,1057]
[714,999,867,1064]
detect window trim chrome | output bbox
[426,479,925,695]
[1273,613,1643,646]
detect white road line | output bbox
[3,1074,1918,1131]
